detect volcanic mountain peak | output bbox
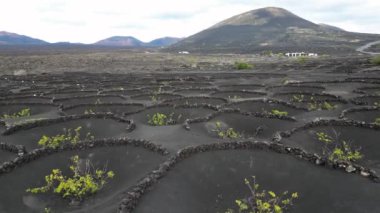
[211,7,310,28]
[0,31,48,45]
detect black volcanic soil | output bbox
[0,54,379,213]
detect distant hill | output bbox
[147,37,182,47]
[167,7,380,54]
[0,31,48,45]
[94,36,181,47]
[94,36,144,47]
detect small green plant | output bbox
[84,109,95,114]
[44,207,52,213]
[213,121,240,139]
[297,56,307,64]
[374,118,380,125]
[315,131,363,162]
[374,102,379,107]
[150,86,163,102]
[37,126,94,148]
[329,141,363,162]
[225,176,299,213]
[370,55,380,65]
[291,94,304,103]
[228,95,241,101]
[308,101,337,111]
[270,109,288,117]
[147,112,181,126]
[95,99,102,104]
[26,155,115,203]
[316,132,333,144]
[235,62,253,70]
[1,108,31,119]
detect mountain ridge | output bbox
[167,7,380,54]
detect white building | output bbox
[285,52,318,57]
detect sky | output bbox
[0,0,379,44]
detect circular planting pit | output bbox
[267,85,325,94]
[54,95,127,106]
[226,99,307,116]
[352,95,380,106]
[342,107,380,123]
[190,112,296,140]
[281,123,380,174]
[100,89,146,97]
[134,149,380,213]
[128,105,217,126]
[163,96,227,106]
[210,90,266,100]
[218,84,264,91]
[0,146,166,213]
[355,86,380,96]
[273,92,343,103]
[131,94,182,102]
[1,116,134,151]
[0,150,16,164]
[168,82,214,88]
[63,103,145,116]
[0,103,58,117]
[173,88,217,96]
[0,96,52,104]
[46,91,98,99]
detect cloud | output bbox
[0,0,378,43]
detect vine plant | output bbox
[225,176,299,213]
[27,155,115,205]
[38,126,94,148]
[315,131,363,162]
[1,108,31,119]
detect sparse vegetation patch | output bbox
[1,108,31,119]
[37,126,94,148]
[26,155,115,203]
[235,62,253,70]
[370,55,380,65]
[315,131,363,162]
[213,121,241,139]
[147,112,182,126]
[225,176,299,213]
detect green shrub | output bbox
[225,176,299,213]
[270,109,288,117]
[84,109,95,114]
[315,132,363,162]
[150,86,163,102]
[26,155,115,203]
[37,126,94,148]
[235,62,253,70]
[375,118,380,125]
[94,99,102,104]
[291,94,304,103]
[228,95,241,101]
[370,55,380,65]
[329,141,363,162]
[1,108,31,119]
[308,101,337,111]
[213,121,240,139]
[147,112,181,126]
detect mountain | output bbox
[0,31,48,45]
[94,36,181,47]
[167,7,380,54]
[94,36,144,47]
[147,37,182,47]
